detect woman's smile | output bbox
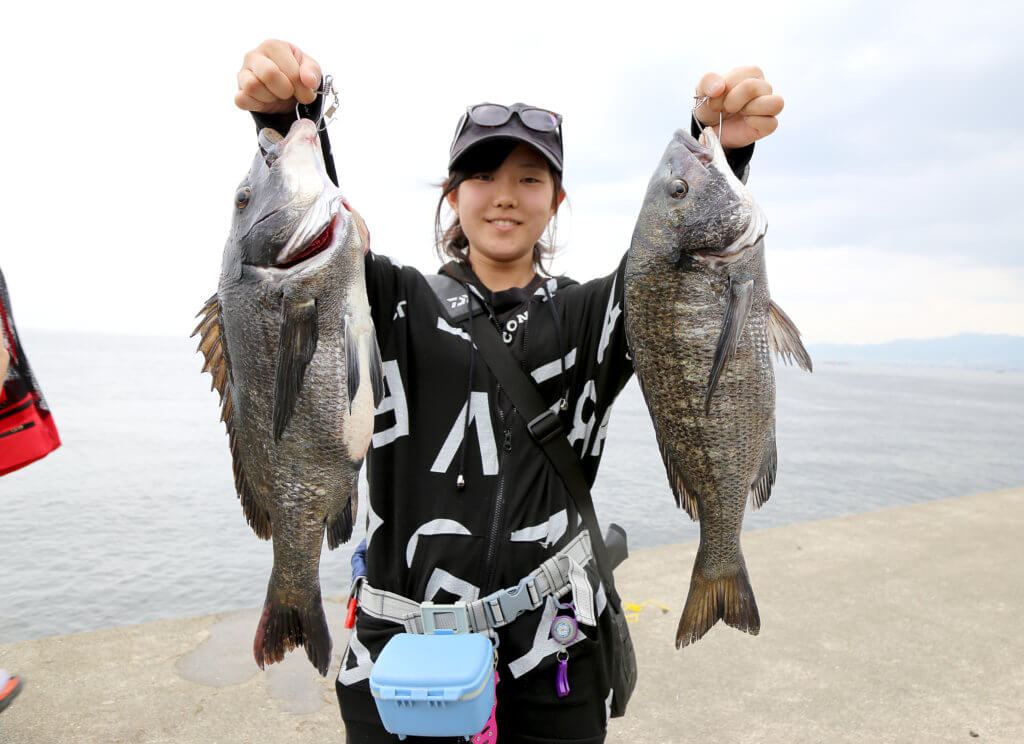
[487,218,522,231]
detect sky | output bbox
[3,0,1021,345]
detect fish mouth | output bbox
[274,193,349,268]
[691,243,752,266]
[689,215,766,268]
[673,129,713,167]
[691,126,767,267]
[277,215,338,268]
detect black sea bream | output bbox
[625,127,811,648]
[194,119,382,674]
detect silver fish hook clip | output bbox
[296,74,340,132]
[692,94,723,140]
[317,75,340,132]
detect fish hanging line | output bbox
[296,74,340,132]
[692,94,724,140]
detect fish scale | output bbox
[194,118,384,676]
[625,127,810,649]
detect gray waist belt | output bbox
[355,530,598,634]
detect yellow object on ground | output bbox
[622,600,671,622]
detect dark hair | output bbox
[434,139,564,275]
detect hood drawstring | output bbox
[455,280,478,491]
[453,277,564,491]
[541,282,569,411]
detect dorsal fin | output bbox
[192,294,271,539]
[629,365,701,521]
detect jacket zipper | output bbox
[480,303,526,593]
[482,387,514,593]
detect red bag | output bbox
[0,384,61,476]
[1,265,61,476]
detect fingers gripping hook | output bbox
[692,94,723,138]
[296,74,340,132]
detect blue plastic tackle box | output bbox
[369,632,496,740]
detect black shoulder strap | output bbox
[425,272,620,592]
[470,316,621,594]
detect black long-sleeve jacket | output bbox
[252,103,753,709]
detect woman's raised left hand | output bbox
[694,66,783,149]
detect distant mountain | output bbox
[807,334,1024,371]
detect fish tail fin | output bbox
[253,591,332,676]
[675,557,760,649]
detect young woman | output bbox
[235,39,783,744]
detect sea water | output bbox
[1,330,1022,644]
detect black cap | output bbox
[448,103,563,173]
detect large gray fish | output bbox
[193,119,383,675]
[624,127,811,649]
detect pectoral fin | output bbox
[768,300,812,371]
[706,279,754,414]
[273,294,318,441]
[345,315,386,414]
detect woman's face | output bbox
[447,143,562,271]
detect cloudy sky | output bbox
[3,0,1021,344]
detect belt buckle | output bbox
[420,601,470,634]
[483,576,541,626]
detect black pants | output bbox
[336,653,608,744]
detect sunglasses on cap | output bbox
[449,102,565,172]
[456,103,563,134]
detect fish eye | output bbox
[669,179,688,199]
[235,187,251,209]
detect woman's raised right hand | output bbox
[235,40,322,114]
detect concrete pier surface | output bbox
[2,486,1022,743]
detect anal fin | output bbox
[327,479,359,550]
[232,433,271,539]
[748,438,777,510]
[706,278,754,414]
